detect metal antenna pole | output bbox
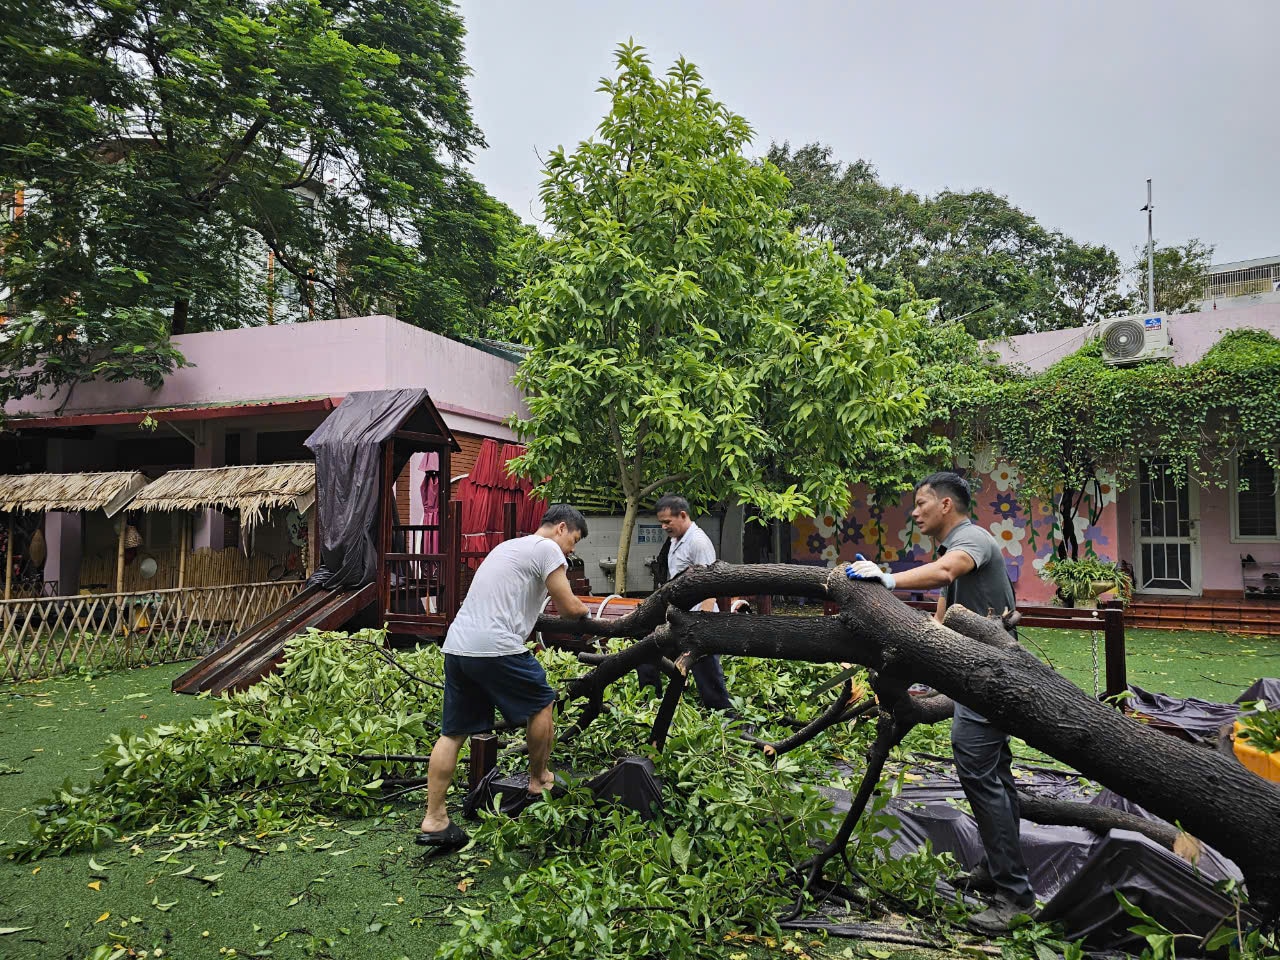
[1145,179,1154,312]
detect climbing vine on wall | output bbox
[951,329,1280,558]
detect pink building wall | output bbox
[790,454,1119,606]
[3,315,526,441]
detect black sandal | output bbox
[414,822,469,850]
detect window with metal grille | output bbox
[1234,451,1280,539]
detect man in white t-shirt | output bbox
[417,505,589,850]
[635,494,733,711]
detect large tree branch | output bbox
[538,561,1280,914]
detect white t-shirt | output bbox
[668,521,719,613]
[442,534,567,657]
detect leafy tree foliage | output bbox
[0,0,522,409]
[768,142,1132,338]
[957,329,1280,558]
[1132,238,1214,314]
[510,47,925,589]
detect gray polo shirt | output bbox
[940,520,1016,618]
[668,521,719,613]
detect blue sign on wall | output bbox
[1143,316,1163,328]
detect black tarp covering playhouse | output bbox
[304,389,428,590]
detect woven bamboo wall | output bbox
[80,547,293,592]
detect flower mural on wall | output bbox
[838,516,861,544]
[820,544,840,568]
[991,492,1022,525]
[805,531,826,556]
[897,519,932,560]
[990,517,1026,557]
[813,509,840,538]
[992,461,1019,492]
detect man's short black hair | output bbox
[540,504,588,538]
[654,493,691,517]
[916,471,972,511]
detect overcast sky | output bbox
[458,0,1278,267]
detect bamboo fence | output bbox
[0,580,302,683]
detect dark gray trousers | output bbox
[951,704,1035,906]
[636,655,733,712]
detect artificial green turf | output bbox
[4,624,1272,959]
[0,665,949,960]
[1022,626,1280,702]
[0,664,497,960]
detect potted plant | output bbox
[1039,556,1133,608]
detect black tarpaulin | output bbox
[304,389,427,590]
[463,756,664,821]
[1237,678,1280,705]
[791,763,1256,951]
[1126,684,1243,743]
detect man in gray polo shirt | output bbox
[635,494,733,711]
[845,471,1033,933]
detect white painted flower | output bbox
[1094,473,1118,508]
[989,518,1026,557]
[991,461,1018,492]
[1071,512,1093,544]
[1032,552,1055,576]
[897,520,932,555]
[821,544,841,568]
[813,509,840,539]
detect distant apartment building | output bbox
[1197,254,1280,310]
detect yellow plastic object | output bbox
[1233,721,1280,783]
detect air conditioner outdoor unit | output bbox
[1098,314,1174,366]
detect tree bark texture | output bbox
[540,561,1280,917]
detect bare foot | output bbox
[526,771,556,795]
[420,813,451,833]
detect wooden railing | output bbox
[0,581,303,683]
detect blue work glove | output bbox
[845,553,895,589]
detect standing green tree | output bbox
[1132,238,1214,314]
[510,46,926,591]
[0,0,521,410]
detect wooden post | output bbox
[378,442,395,619]
[503,500,517,542]
[4,513,12,601]
[467,733,499,791]
[307,505,318,577]
[1102,601,1128,702]
[177,515,189,589]
[446,498,463,619]
[115,521,127,593]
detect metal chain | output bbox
[1090,630,1100,698]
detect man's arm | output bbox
[891,551,975,589]
[546,567,589,619]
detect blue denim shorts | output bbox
[441,651,556,737]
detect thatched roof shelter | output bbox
[122,462,316,530]
[0,471,149,517]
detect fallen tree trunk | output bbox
[541,561,1280,918]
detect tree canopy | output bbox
[1,0,523,409]
[768,142,1142,339]
[1133,238,1215,314]
[509,46,926,589]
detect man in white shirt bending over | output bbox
[636,493,733,711]
[417,505,589,850]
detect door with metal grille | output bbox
[1134,458,1200,595]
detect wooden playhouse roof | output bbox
[0,471,150,516]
